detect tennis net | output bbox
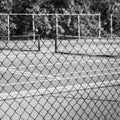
[0,35,40,51]
[55,35,120,57]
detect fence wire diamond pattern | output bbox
[0,13,120,120]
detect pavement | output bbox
[0,39,120,120]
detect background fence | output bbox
[0,13,119,40]
[0,13,120,120]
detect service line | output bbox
[0,78,120,101]
[4,58,116,70]
[0,67,120,87]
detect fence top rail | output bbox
[0,34,40,38]
[0,13,100,16]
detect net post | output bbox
[110,14,113,38]
[32,14,35,42]
[78,14,80,40]
[55,14,58,53]
[98,13,101,38]
[8,14,10,41]
[38,35,40,51]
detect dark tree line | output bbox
[0,0,120,37]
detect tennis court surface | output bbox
[0,37,120,120]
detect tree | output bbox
[1,0,120,37]
[10,0,35,35]
[90,0,120,36]
[0,0,12,13]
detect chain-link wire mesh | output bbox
[0,35,40,51]
[80,14,100,37]
[0,14,8,40]
[56,14,120,57]
[0,13,120,120]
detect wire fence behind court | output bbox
[0,13,119,39]
[0,13,120,120]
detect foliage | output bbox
[0,0,120,37]
[0,0,12,37]
[0,0,12,13]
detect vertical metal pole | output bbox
[8,14,10,41]
[38,34,40,51]
[32,14,35,42]
[78,14,80,40]
[55,14,58,53]
[99,13,101,38]
[110,14,113,38]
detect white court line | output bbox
[0,54,37,59]
[3,58,117,69]
[0,79,120,100]
[0,59,119,80]
[0,65,119,80]
[0,67,120,87]
[0,68,56,79]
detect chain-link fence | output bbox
[0,13,120,120]
[56,13,120,58]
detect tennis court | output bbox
[56,36,120,57]
[0,37,120,120]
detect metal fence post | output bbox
[8,14,10,41]
[99,13,101,38]
[55,14,58,53]
[78,14,80,40]
[32,14,35,42]
[110,14,113,38]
